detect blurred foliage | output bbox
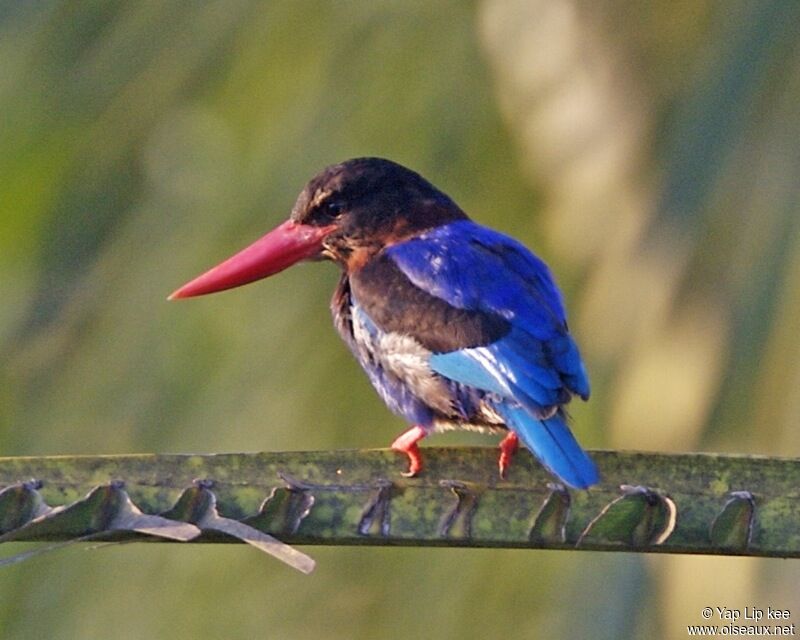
[1,1,799,638]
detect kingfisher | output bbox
[170,158,599,488]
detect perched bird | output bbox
[170,158,599,488]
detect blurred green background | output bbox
[2,0,800,638]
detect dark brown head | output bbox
[291,158,467,267]
[169,158,468,299]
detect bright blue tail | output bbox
[495,404,599,489]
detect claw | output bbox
[399,448,422,477]
[391,425,426,477]
[498,431,519,479]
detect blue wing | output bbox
[387,220,590,401]
[387,220,598,488]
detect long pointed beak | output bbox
[169,220,336,300]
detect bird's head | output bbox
[169,157,467,299]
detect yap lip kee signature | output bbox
[706,606,792,622]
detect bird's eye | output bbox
[324,200,344,217]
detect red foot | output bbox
[391,425,427,477]
[498,431,519,479]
